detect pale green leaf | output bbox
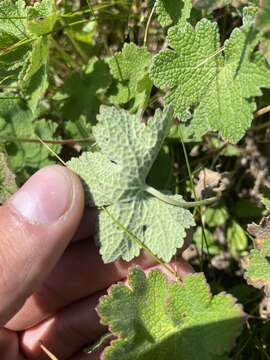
[150,19,270,143]
[68,106,194,263]
[98,267,244,360]
[155,0,192,27]
[107,43,152,112]
[0,0,28,40]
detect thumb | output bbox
[0,165,84,326]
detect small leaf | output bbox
[204,204,229,227]
[68,106,194,263]
[193,226,220,255]
[227,221,248,257]
[98,267,245,359]
[107,43,152,112]
[26,0,57,35]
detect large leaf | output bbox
[98,267,245,360]
[150,17,270,142]
[68,106,194,263]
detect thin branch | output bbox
[0,136,94,145]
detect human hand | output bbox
[0,165,193,360]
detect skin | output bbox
[0,165,194,360]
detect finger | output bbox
[0,328,25,360]
[20,292,105,360]
[0,166,84,326]
[18,258,193,359]
[72,208,97,242]
[7,244,155,330]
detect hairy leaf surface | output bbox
[150,18,270,142]
[68,106,194,263]
[98,267,244,359]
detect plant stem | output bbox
[143,3,156,47]
[254,105,270,119]
[0,136,94,145]
[145,185,218,208]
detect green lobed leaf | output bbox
[98,267,245,360]
[150,17,270,143]
[155,0,192,27]
[107,43,152,112]
[55,57,111,125]
[68,106,194,263]
[0,151,17,204]
[0,98,61,176]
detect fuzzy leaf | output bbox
[0,152,17,204]
[68,106,194,263]
[98,267,244,360]
[155,0,192,27]
[150,19,270,143]
[107,43,152,112]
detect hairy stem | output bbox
[145,185,218,208]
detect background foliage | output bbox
[1,0,270,358]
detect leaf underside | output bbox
[68,106,194,263]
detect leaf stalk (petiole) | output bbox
[144,185,218,208]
